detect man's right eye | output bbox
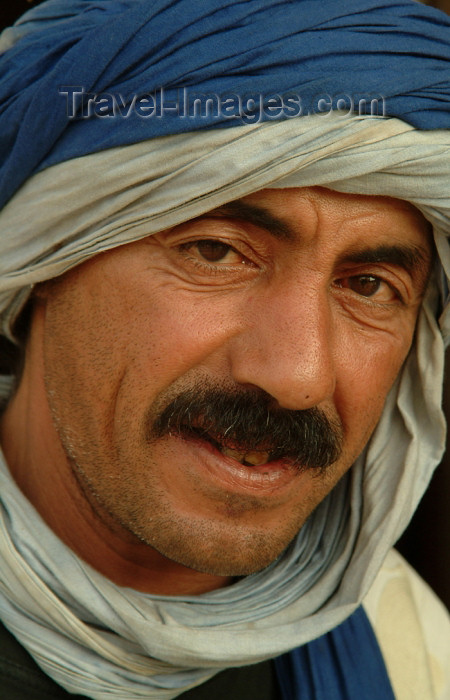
[179,239,249,266]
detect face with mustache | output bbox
[1,187,431,594]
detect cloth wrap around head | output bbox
[0,1,449,698]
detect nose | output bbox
[229,283,336,411]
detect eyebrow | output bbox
[337,243,431,277]
[203,200,295,241]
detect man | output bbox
[0,1,449,698]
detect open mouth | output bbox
[219,446,271,466]
[185,427,275,467]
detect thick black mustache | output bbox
[149,387,343,472]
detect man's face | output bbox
[32,187,431,578]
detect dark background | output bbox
[1,0,449,611]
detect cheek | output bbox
[42,291,124,439]
[334,322,415,450]
[117,282,244,381]
[45,273,242,410]
[42,272,240,450]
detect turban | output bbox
[0,0,449,209]
[0,1,449,698]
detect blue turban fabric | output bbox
[0,0,449,211]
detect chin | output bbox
[135,514,299,577]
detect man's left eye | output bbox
[336,275,397,301]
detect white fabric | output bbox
[364,549,450,700]
[0,113,449,698]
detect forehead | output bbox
[241,186,427,231]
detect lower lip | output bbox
[173,434,302,495]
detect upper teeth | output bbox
[221,447,271,466]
